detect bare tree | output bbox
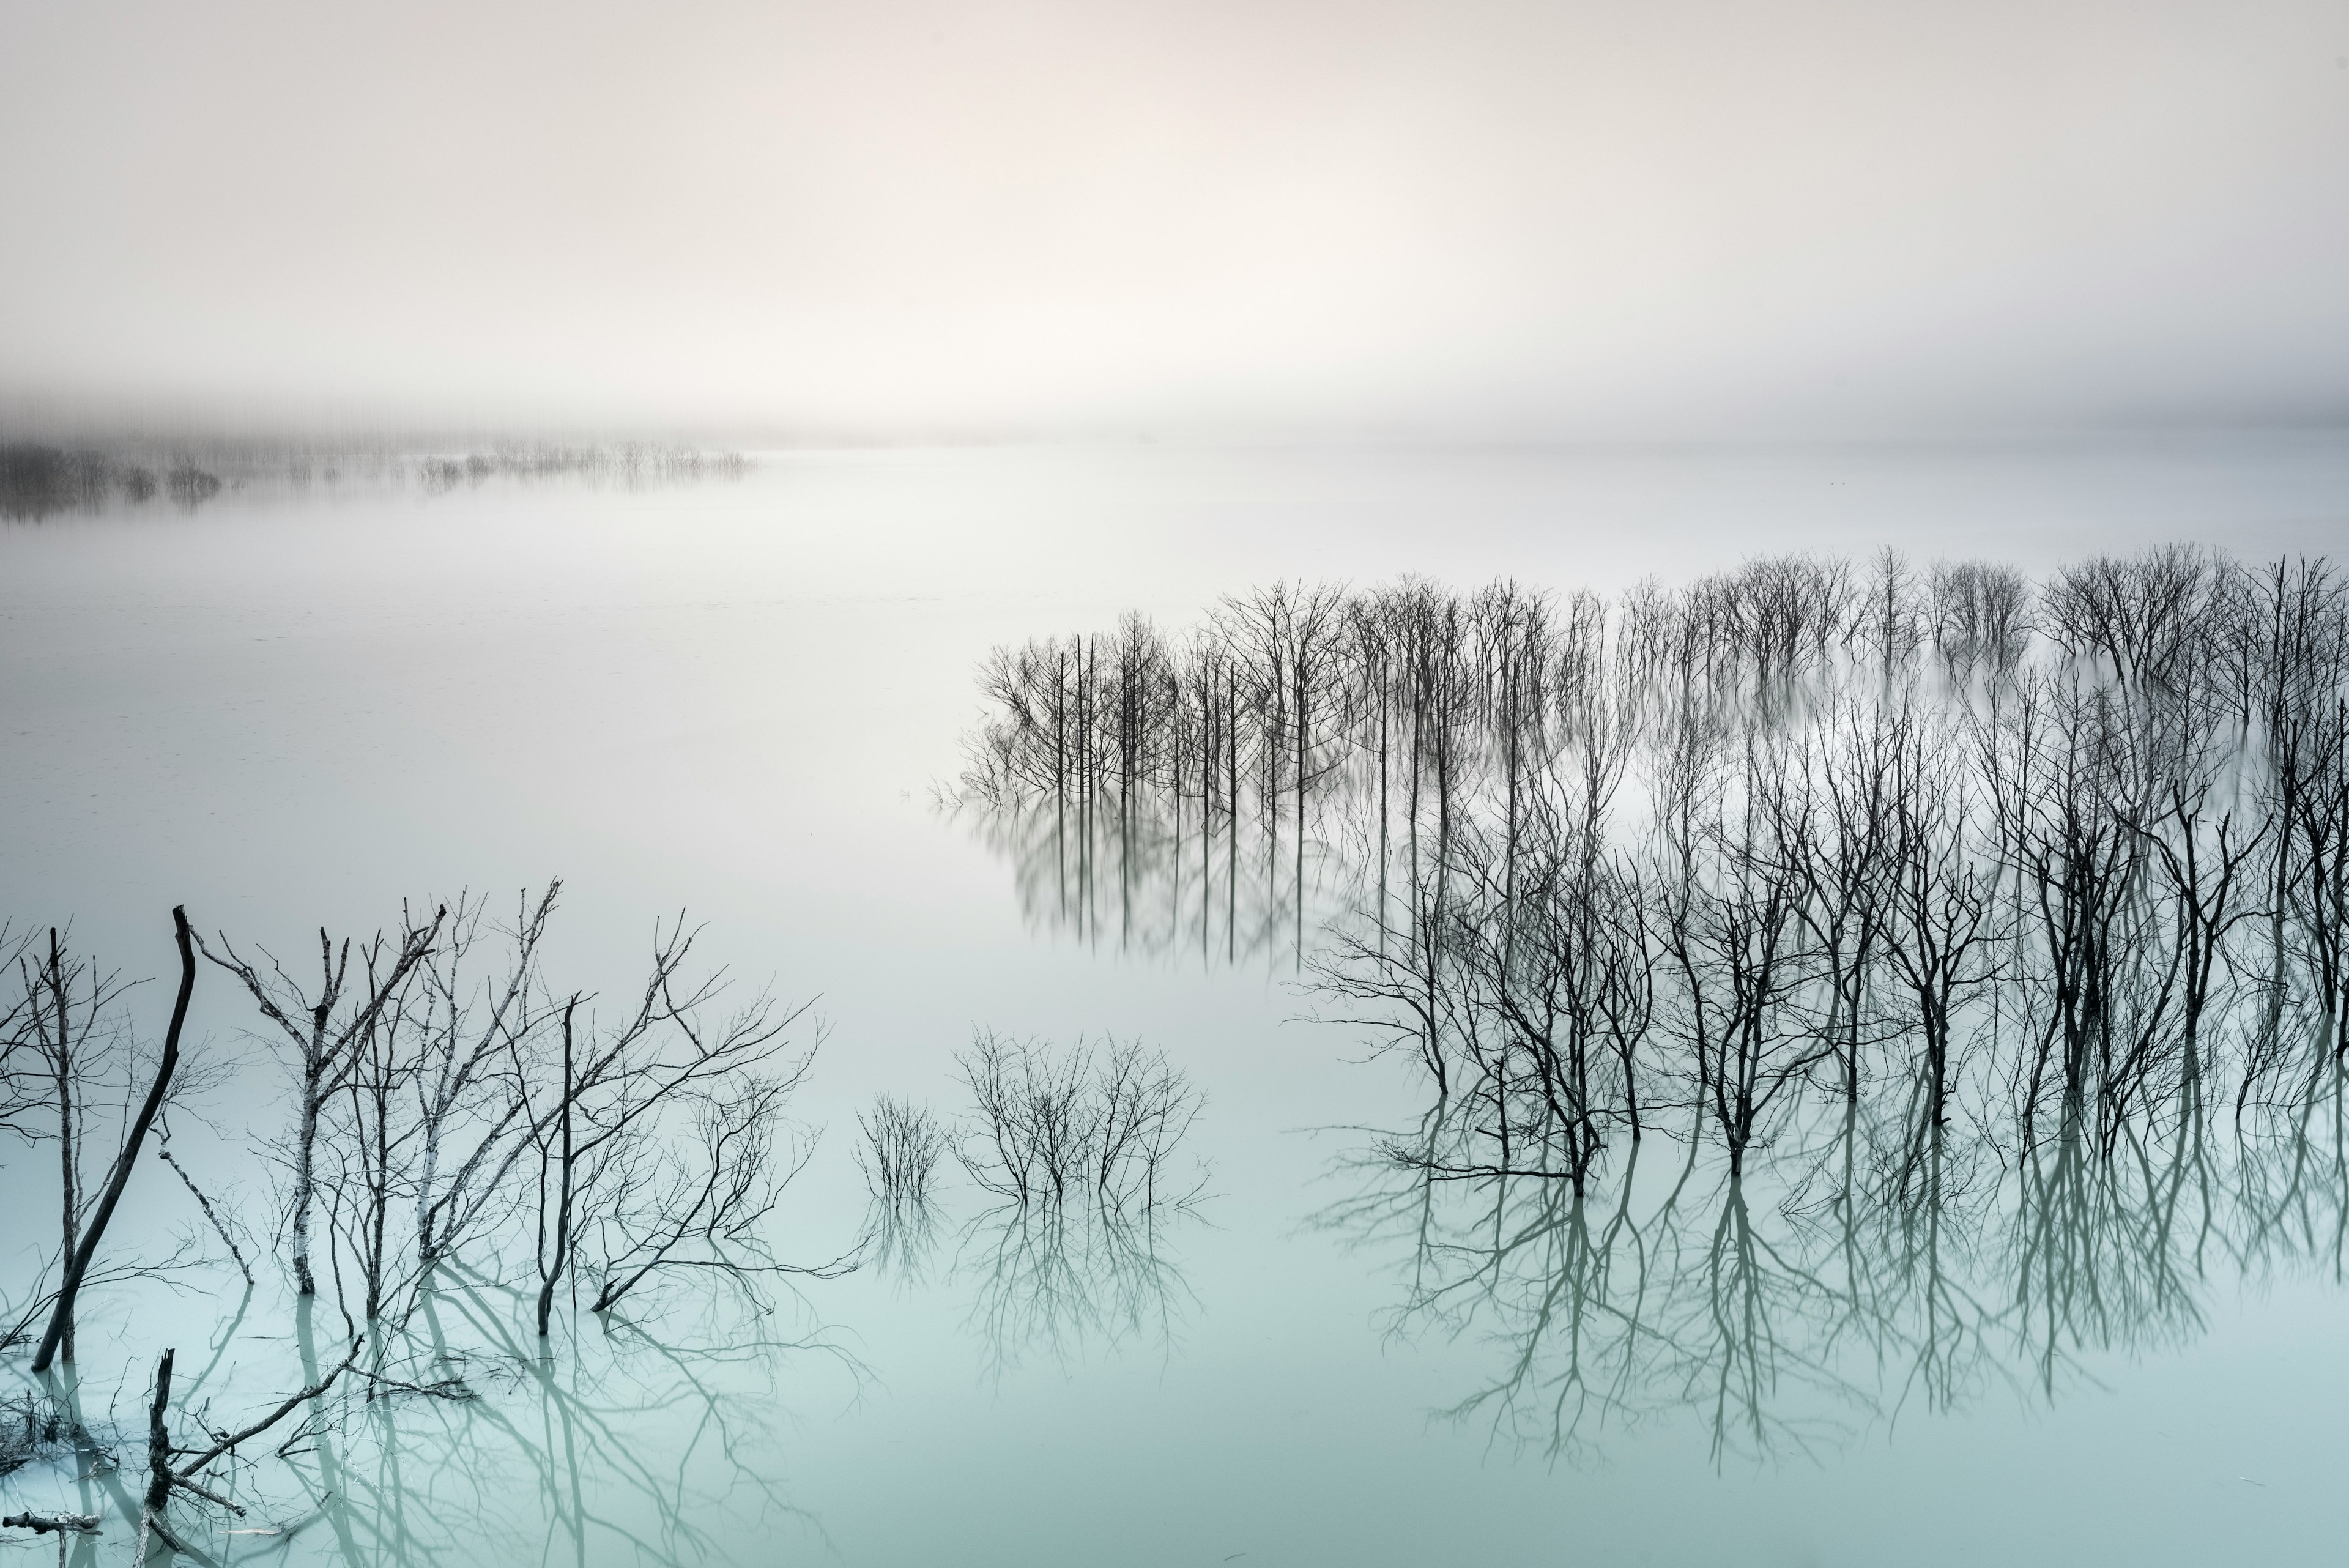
[10,929,133,1364]
[199,904,445,1294]
[30,907,195,1373]
[586,1053,847,1316]
[408,885,559,1270]
[516,918,817,1341]
[955,1031,1204,1217]
[857,1094,951,1276]
[1879,722,2003,1138]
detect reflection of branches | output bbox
[959,1202,1198,1380]
[157,1269,853,1567]
[1672,1180,1873,1464]
[933,1033,1209,1375]
[1420,1154,1668,1465]
[2005,1109,2219,1398]
[1327,1071,2349,1470]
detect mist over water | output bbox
[6,1,2348,436]
[4,441,2348,1565]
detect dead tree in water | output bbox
[1855,549,1927,677]
[201,905,445,1294]
[1929,560,2032,687]
[1879,726,2002,1136]
[407,885,559,1271]
[1455,813,1617,1194]
[1772,702,1904,1103]
[10,929,133,1365]
[952,548,2349,1167]
[2116,777,2268,1107]
[519,920,817,1341]
[141,1326,373,1553]
[1656,727,1833,1176]
[1981,675,2137,1141]
[2273,698,2349,1061]
[857,1094,951,1274]
[860,1094,948,1211]
[586,1050,845,1315]
[30,908,195,1373]
[955,1031,1204,1216]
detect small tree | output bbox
[201,905,445,1295]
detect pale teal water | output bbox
[4,437,2348,1566]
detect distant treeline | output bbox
[0,436,751,520]
[957,548,2349,1181]
[0,442,220,519]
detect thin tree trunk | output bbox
[32,907,194,1374]
[292,1085,321,1295]
[536,999,579,1340]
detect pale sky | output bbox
[2,0,2345,439]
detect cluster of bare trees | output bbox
[952,1032,1204,1216]
[963,548,2349,1187]
[1,887,829,1553]
[855,1033,1206,1372]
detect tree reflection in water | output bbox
[1321,1076,2348,1466]
[171,1271,859,1567]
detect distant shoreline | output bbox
[0,436,751,521]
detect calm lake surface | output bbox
[4,437,2348,1566]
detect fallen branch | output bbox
[349,1367,477,1402]
[170,1474,247,1516]
[171,1337,364,1481]
[160,1142,254,1286]
[138,1347,174,1558]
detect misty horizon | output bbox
[5,0,2346,440]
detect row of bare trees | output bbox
[960,549,2349,1189]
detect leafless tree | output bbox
[30,908,196,1373]
[586,1055,847,1317]
[955,1031,1204,1217]
[9,928,133,1364]
[199,904,446,1294]
[515,918,820,1341]
[856,1094,950,1276]
[406,885,560,1271]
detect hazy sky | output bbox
[2,0,2344,438]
